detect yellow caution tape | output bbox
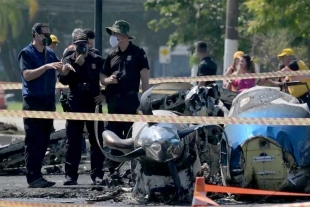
[0,110,310,125]
[1,70,309,90]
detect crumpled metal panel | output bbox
[228,86,300,117]
[140,82,193,115]
[224,87,310,167]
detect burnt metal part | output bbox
[140,82,193,116]
[0,129,67,170]
[97,83,229,204]
[220,86,310,199]
[0,129,89,173]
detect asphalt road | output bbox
[0,174,288,207]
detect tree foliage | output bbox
[144,0,226,59]
[244,0,310,65]
[189,53,200,67]
[245,0,310,36]
[0,0,38,43]
[144,0,255,61]
[251,29,307,72]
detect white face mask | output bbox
[109,36,119,47]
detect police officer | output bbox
[100,20,150,168]
[58,32,106,185]
[18,23,63,188]
[61,28,83,61]
[61,28,98,155]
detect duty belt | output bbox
[114,91,137,98]
[108,91,137,100]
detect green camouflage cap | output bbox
[106,20,134,39]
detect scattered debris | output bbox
[0,122,24,135]
[86,189,121,203]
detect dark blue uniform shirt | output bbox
[101,42,149,100]
[58,51,105,113]
[196,56,217,86]
[18,43,59,98]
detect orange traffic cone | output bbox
[191,177,220,207]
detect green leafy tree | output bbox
[244,0,310,64]
[251,29,307,72]
[189,53,200,68]
[144,0,254,62]
[245,0,310,35]
[144,0,226,60]
[0,0,38,43]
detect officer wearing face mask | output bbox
[58,32,106,185]
[18,23,63,188]
[62,28,100,60]
[100,20,150,169]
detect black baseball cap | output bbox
[73,33,88,44]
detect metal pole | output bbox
[94,0,103,55]
[223,0,239,74]
[162,64,166,77]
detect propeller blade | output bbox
[101,147,145,163]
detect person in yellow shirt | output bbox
[260,48,310,103]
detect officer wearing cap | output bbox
[100,20,150,169]
[18,23,63,188]
[260,48,310,103]
[49,34,59,52]
[58,32,106,185]
[62,29,100,60]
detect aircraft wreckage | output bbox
[220,84,310,194]
[1,81,310,202]
[97,82,225,202]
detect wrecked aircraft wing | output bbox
[220,86,310,193]
[0,129,68,171]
